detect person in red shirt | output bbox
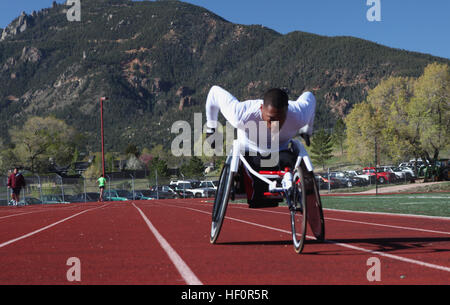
[7,167,26,206]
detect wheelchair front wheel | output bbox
[291,164,308,254]
[210,159,233,244]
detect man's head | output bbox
[13,167,18,174]
[261,88,289,130]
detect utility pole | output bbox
[375,136,378,196]
[100,97,109,177]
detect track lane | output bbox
[0,202,186,284]
[0,198,448,284]
[0,203,106,246]
[146,199,450,284]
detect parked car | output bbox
[390,166,415,182]
[103,190,128,201]
[379,166,405,181]
[398,166,416,179]
[189,180,217,198]
[169,185,195,198]
[150,185,178,199]
[328,171,367,187]
[41,194,71,204]
[315,174,340,189]
[362,167,395,184]
[69,192,100,203]
[134,190,156,200]
[63,195,78,203]
[346,170,375,184]
[20,197,43,205]
[170,180,195,189]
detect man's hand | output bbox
[206,127,216,149]
[300,133,310,147]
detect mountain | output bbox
[0,0,448,153]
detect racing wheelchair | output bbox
[210,138,325,253]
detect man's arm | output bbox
[289,91,316,146]
[205,85,245,130]
[292,91,316,137]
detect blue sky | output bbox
[0,0,449,59]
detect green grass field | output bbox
[229,192,449,217]
[321,193,450,217]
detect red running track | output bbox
[0,199,449,285]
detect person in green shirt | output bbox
[97,174,107,202]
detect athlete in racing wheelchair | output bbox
[205,86,325,253]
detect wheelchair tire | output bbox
[291,164,308,254]
[303,167,325,242]
[210,157,233,244]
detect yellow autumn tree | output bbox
[345,62,449,166]
[409,62,450,163]
[9,116,77,173]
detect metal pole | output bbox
[327,168,330,193]
[155,169,159,200]
[60,176,65,203]
[83,176,87,203]
[375,136,378,196]
[100,98,105,178]
[36,175,43,204]
[100,97,109,178]
[130,174,135,199]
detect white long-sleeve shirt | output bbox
[205,86,316,154]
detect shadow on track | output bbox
[216,239,323,246]
[329,236,450,254]
[214,237,450,256]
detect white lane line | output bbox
[0,210,49,220]
[323,208,450,220]
[324,217,450,235]
[232,206,450,235]
[0,206,88,220]
[0,204,108,249]
[132,203,203,285]
[328,240,450,273]
[193,203,450,236]
[0,204,107,220]
[157,202,450,274]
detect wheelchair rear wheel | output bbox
[303,167,325,242]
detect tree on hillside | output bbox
[310,129,333,170]
[345,62,449,167]
[180,156,204,178]
[125,144,140,157]
[345,102,378,165]
[332,117,346,156]
[9,116,77,173]
[148,156,169,178]
[409,63,450,164]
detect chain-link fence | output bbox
[0,164,417,206]
[0,173,219,206]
